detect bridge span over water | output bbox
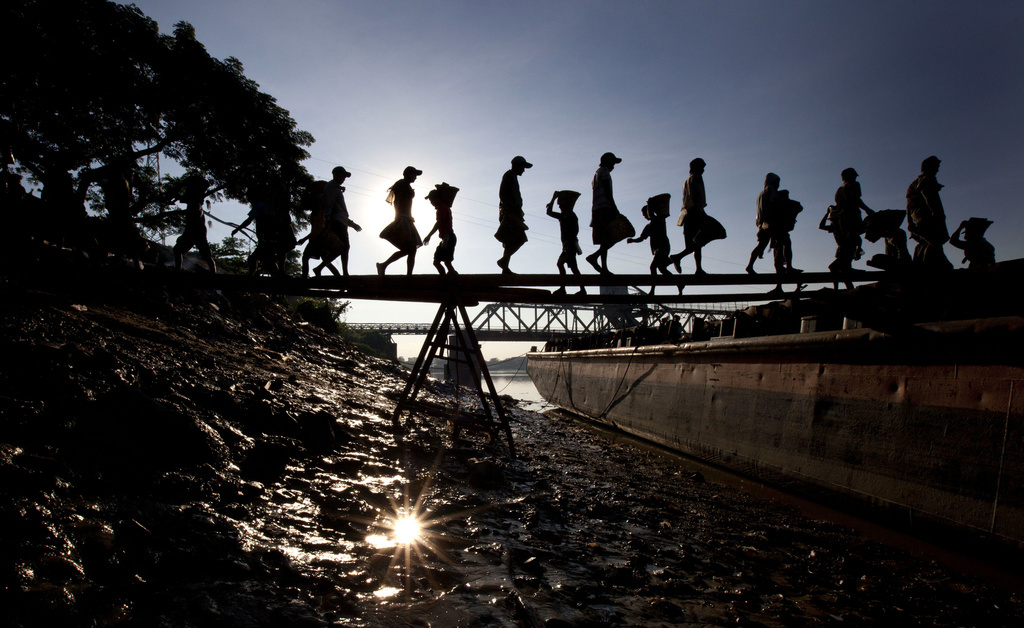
[161,267,891,457]
[170,267,888,342]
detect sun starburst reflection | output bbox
[355,457,495,599]
[393,515,422,545]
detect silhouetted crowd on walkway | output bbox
[2,151,996,288]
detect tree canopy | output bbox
[1,0,314,231]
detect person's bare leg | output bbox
[378,250,406,275]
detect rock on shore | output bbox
[1,267,1022,627]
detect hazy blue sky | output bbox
[128,0,1024,357]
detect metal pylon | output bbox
[390,300,516,458]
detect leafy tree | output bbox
[161,23,314,203]
[2,0,166,235]
[1,0,314,245]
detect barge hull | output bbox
[527,317,1024,546]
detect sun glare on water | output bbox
[356,461,493,598]
[364,514,423,549]
[393,515,421,545]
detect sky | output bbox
[126,0,1024,359]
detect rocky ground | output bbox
[2,259,1023,627]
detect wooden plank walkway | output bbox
[164,269,891,306]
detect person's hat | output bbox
[511,155,533,169]
[425,182,460,207]
[600,152,622,166]
[555,190,581,210]
[646,193,671,217]
[403,166,423,178]
[332,166,351,178]
[964,217,993,236]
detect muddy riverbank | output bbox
[2,263,1023,627]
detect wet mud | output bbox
[2,269,1023,627]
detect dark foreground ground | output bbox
[2,265,1023,627]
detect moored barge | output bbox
[527,264,1024,547]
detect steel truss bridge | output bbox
[347,296,742,342]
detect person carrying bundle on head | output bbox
[627,193,673,294]
[423,182,460,276]
[546,189,585,295]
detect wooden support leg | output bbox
[456,304,517,458]
[390,300,518,459]
[391,303,447,430]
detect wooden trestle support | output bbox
[390,300,517,459]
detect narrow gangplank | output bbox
[161,269,892,306]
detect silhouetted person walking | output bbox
[546,190,585,295]
[765,189,803,296]
[820,168,874,289]
[423,182,460,276]
[378,166,422,275]
[233,180,295,277]
[670,158,725,274]
[300,180,328,276]
[586,152,631,275]
[305,166,361,276]
[495,156,531,274]
[628,193,673,294]
[746,173,780,274]
[172,173,216,273]
[906,156,952,270]
[98,164,144,269]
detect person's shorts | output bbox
[434,232,456,263]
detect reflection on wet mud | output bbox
[2,283,1023,626]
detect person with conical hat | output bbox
[949,217,995,269]
[545,189,585,295]
[377,166,423,275]
[495,155,532,274]
[422,182,460,276]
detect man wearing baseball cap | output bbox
[495,155,533,274]
[586,152,624,274]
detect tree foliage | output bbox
[1,0,314,235]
